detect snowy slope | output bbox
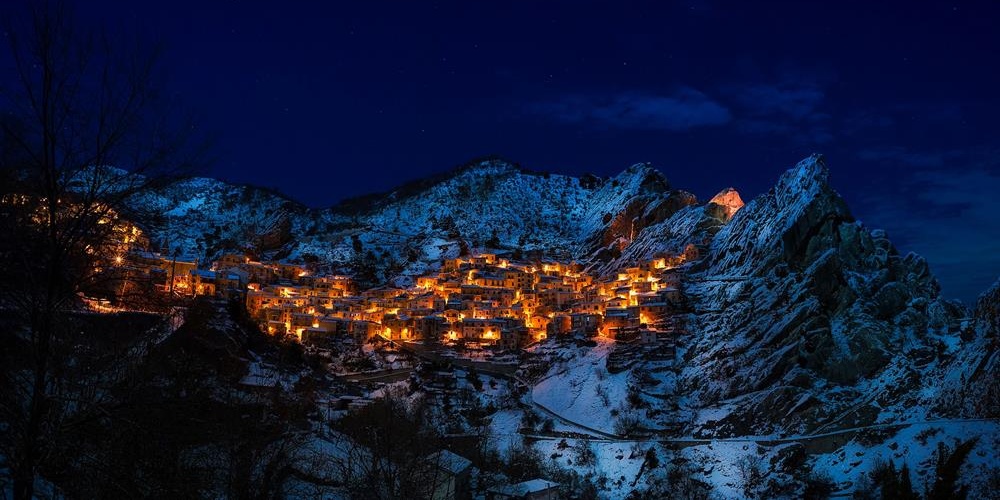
[523,155,998,496]
[125,158,701,284]
[110,153,999,497]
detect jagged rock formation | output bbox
[707,187,744,222]
[98,154,1000,498]
[124,155,998,430]
[976,278,1000,338]
[643,155,993,437]
[105,153,1000,494]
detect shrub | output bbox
[737,455,765,498]
[541,418,555,433]
[614,413,642,436]
[871,459,919,500]
[627,386,646,409]
[802,470,835,499]
[915,426,942,446]
[505,442,544,482]
[664,463,712,499]
[644,447,659,469]
[573,439,597,467]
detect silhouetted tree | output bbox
[332,393,451,499]
[486,229,501,248]
[899,462,919,500]
[0,3,202,498]
[927,438,978,500]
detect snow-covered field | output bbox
[531,341,630,435]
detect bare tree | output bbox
[330,393,463,500]
[0,3,204,498]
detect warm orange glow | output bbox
[235,247,688,347]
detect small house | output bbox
[487,479,560,500]
[420,450,473,500]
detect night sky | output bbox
[3,1,999,303]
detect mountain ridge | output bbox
[120,154,997,305]
[92,154,999,496]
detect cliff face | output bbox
[976,278,1000,337]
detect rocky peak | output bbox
[614,162,672,193]
[774,153,831,208]
[454,157,522,176]
[975,277,1000,337]
[708,187,744,221]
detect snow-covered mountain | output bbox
[519,155,998,496]
[116,154,999,496]
[129,155,998,415]
[130,158,700,285]
[661,155,997,430]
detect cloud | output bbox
[722,79,832,144]
[854,160,1000,304]
[532,88,731,132]
[856,147,960,168]
[731,83,825,119]
[841,110,896,136]
[842,101,965,143]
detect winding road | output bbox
[518,345,999,452]
[382,339,999,453]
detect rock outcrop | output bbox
[975,278,1000,338]
[656,155,980,436]
[707,187,744,221]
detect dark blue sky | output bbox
[5,1,999,303]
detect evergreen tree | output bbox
[927,438,978,500]
[899,463,919,500]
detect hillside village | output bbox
[250,247,697,348]
[111,241,700,352]
[26,186,702,356]
[10,155,1000,499]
